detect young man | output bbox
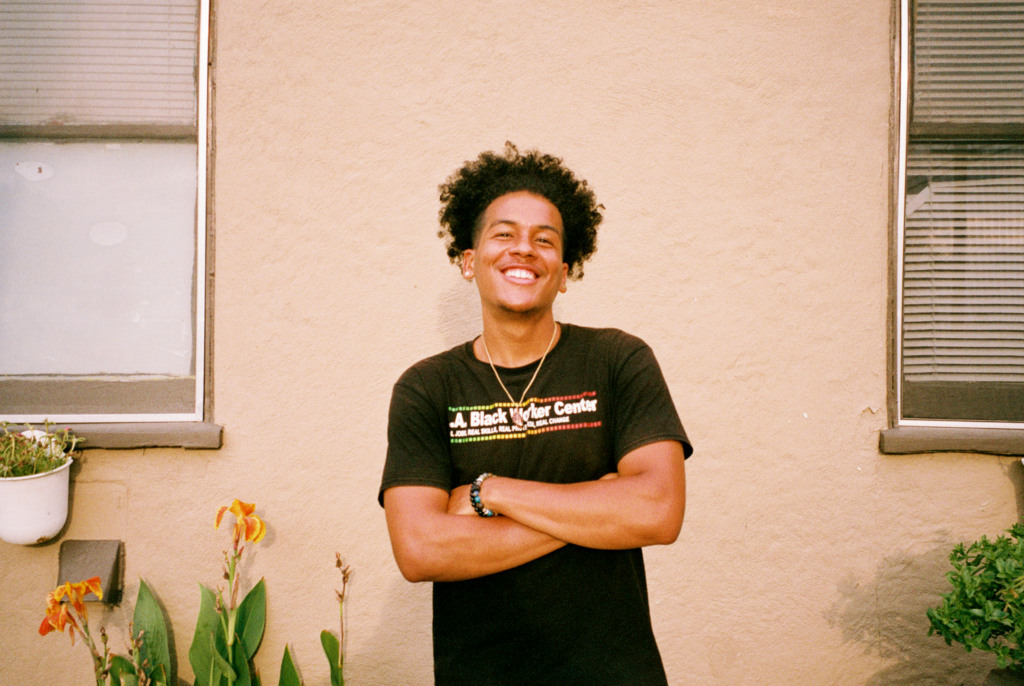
[380,144,692,686]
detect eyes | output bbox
[489,227,560,248]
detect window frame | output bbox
[883,0,1024,454]
[0,0,219,447]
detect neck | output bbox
[475,313,560,367]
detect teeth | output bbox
[505,268,536,280]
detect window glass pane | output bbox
[0,141,197,378]
[902,140,1024,420]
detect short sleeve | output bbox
[610,338,692,462]
[378,367,454,506]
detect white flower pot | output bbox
[0,457,72,545]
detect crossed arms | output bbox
[383,439,686,583]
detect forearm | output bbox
[478,441,686,550]
[481,477,677,549]
[384,487,565,583]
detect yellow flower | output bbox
[215,499,267,546]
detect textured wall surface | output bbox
[3,1,1021,684]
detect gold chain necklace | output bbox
[481,323,559,428]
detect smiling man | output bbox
[380,144,692,686]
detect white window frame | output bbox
[0,1,215,437]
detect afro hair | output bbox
[438,143,602,279]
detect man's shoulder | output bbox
[394,340,474,389]
[563,323,650,354]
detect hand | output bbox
[447,484,477,516]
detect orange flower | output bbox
[69,577,103,617]
[215,499,267,546]
[38,601,76,641]
[38,579,99,644]
[39,587,68,635]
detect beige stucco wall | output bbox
[3,1,1022,684]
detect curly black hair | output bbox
[438,142,602,279]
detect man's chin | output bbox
[496,302,552,317]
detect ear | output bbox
[558,263,568,293]
[462,250,475,280]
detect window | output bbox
[889,0,1024,445]
[0,0,216,443]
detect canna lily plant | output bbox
[189,499,268,686]
[279,553,352,686]
[39,576,172,686]
[190,498,352,686]
[40,498,350,686]
[324,553,353,686]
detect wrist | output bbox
[470,473,497,517]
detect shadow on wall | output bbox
[825,537,998,685]
[824,460,1024,685]
[438,281,482,349]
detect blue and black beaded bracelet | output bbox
[470,472,496,517]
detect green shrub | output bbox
[928,522,1024,670]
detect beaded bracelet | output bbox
[470,472,496,517]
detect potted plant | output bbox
[928,522,1024,681]
[0,422,81,545]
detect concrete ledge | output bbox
[880,426,1024,456]
[67,423,223,450]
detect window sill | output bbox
[880,426,1024,456]
[62,423,223,450]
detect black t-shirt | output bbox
[380,324,691,686]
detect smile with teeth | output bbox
[503,268,537,280]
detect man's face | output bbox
[462,191,568,318]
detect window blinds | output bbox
[902,1,1024,421]
[913,0,1024,124]
[0,0,199,127]
[904,142,1024,383]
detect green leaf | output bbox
[236,579,267,660]
[190,584,227,686]
[134,579,173,686]
[279,645,303,686]
[213,644,238,682]
[321,630,344,686]
[231,628,252,686]
[109,654,136,686]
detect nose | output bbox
[508,232,535,257]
